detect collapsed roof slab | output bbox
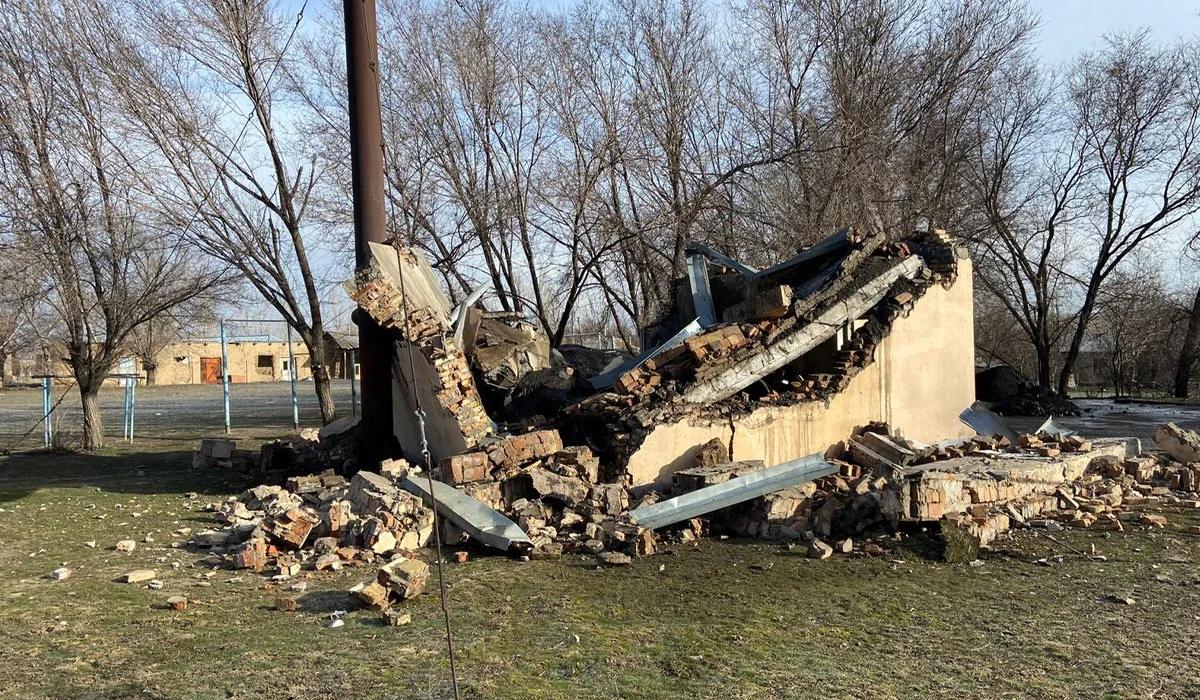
[621,256,976,488]
[682,255,924,405]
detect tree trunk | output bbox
[0,351,7,387]
[145,362,158,386]
[1058,293,1100,396]
[307,337,336,425]
[80,385,104,451]
[1175,287,1200,398]
[312,361,336,425]
[1035,342,1052,389]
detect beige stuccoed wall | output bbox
[626,257,976,487]
[151,341,311,385]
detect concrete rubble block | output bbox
[468,316,551,390]
[1124,456,1159,482]
[349,580,392,611]
[441,452,491,485]
[693,437,731,469]
[673,460,767,493]
[722,284,793,323]
[857,432,916,466]
[377,558,430,600]
[552,446,601,483]
[808,539,833,559]
[592,483,630,516]
[318,416,359,442]
[262,508,321,550]
[195,437,238,467]
[384,609,413,626]
[349,471,401,514]
[633,529,656,556]
[527,468,589,507]
[1155,423,1200,463]
[848,438,900,474]
[598,551,632,567]
[118,569,156,584]
[486,430,565,468]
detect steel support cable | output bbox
[354,3,460,696]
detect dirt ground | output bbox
[2,437,1200,699]
[3,389,1200,698]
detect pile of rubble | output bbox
[186,225,1200,615]
[192,417,1200,618]
[974,365,1082,417]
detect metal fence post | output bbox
[286,324,299,430]
[350,355,358,418]
[42,376,51,448]
[221,320,231,434]
[123,379,131,442]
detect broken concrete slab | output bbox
[722,284,793,323]
[629,454,837,530]
[117,569,156,584]
[399,476,532,553]
[673,460,767,492]
[682,255,924,404]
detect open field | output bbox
[2,438,1200,699]
[0,381,356,452]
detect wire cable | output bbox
[354,3,461,697]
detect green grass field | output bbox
[2,440,1200,699]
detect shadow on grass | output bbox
[0,447,253,502]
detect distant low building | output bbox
[4,331,360,388]
[151,336,311,385]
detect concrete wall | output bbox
[151,341,311,385]
[626,258,976,487]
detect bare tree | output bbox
[1090,266,1184,396]
[117,0,343,423]
[1057,33,1200,394]
[963,58,1087,388]
[0,0,224,449]
[126,297,220,385]
[0,239,39,384]
[1174,286,1200,398]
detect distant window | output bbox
[257,354,273,369]
[174,357,188,363]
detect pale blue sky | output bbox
[1033,0,1198,62]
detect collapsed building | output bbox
[189,227,1185,613]
[347,228,976,484]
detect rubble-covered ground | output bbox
[3,440,1200,699]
